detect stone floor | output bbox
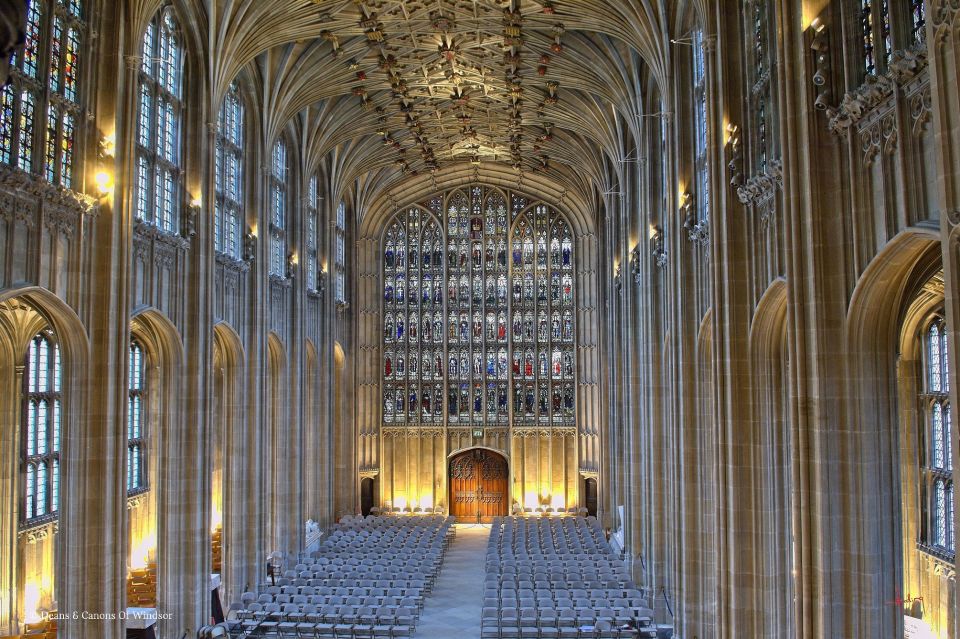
[414,523,491,638]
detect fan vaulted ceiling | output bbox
[207,0,676,205]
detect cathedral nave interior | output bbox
[0,0,957,638]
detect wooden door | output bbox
[449,449,508,522]
[360,477,374,516]
[584,477,598,517]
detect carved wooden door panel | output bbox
[449,449,508,522]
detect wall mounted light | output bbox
[809,13,832,114]
[286,252,298,279]
[725,123,743,189]
[243,226,257,262]
[182,195,202,238]
[317,267,327,297]
[94,170,113,197]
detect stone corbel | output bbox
[19,519,58,544]
[681,192,709,245]
[647,230,666,270]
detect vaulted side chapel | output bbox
[0,1,957,638]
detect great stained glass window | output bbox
[215,82,244,259]
[692,28,710,225]
[268,139,288,278]
[22,330,62,524]
[136,7,183,233]
[922,317,954,556]
[1,0,83,187]
[862,0,892,75]
[382,188,575,428]
[127,339,147,493]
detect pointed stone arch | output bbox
[0,286,88,635]
[844,229,941,637]
[748,278,794,638]
[265,332,289,552]
[128,306,185,635]
[211,321,246,603]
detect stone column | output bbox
[60,5,132,636]
[929,1,960,629]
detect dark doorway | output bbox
[360,477,375,517]
[449,448,509,522]
[584,477,598,517]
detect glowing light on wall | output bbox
[903,615,936,639]
[94,170,114,196]
[100,131,116,158]
[130,530,156,570]
[211,504,223,534]
[523,492,539,509]
[24,581,43,623]
[802,0,829,30]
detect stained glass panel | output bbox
[922,315,955,557]
[20,1,42,79]
[693,29,709,224]
[0,85,13,165]
[335,201,347,302]
[136,7,181,231]
[215,84,244,258]
[269,139,287,277]
[127,341,147,492]
[0,1,84,184]
[862,1,891,75]
[21,331,61,524]
[18,90,35,172]
[912,0,926,42]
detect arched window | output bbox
[335,200,347,303]
[382,188,575,428]
[747,0,776,174]
[306,175,319,292]
[691,28,709,226]
[268,139,288,278]
[21,330,62,524]
[0,0,84,187]
[215,81,243,259]
[921,317,954,556]
[127,339,147,493]
[861,0,892,75]
[135,7,183,233]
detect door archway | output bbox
[448,448,508,522]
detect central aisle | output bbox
[415,524,490,638]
